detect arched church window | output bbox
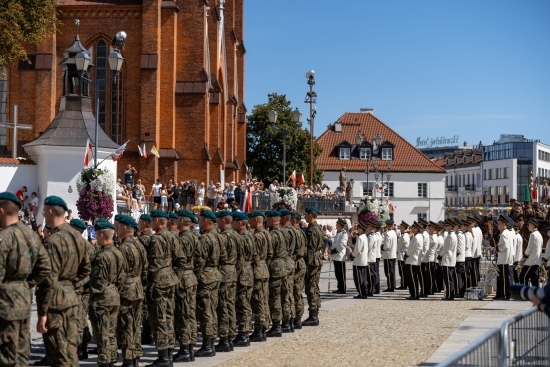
[94,39,124,144]
[0,66,7,151]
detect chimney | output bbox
[360,108,373,114]
[334,121,342,133]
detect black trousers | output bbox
[519,265,539,287]
[397,260,406,288]
[434,262,444,292]
[374,258,381,293]
[465,257,475,289]
[474,257,481,282]
[368,263,378,295]
[455,261,466,296]
[442,266,455,300]
[430,262,440,293]
[420,262,432,295]
[496,264,511,298]
[383,258,396,290]
[353,265,369,298]
[512,262,520,284]
[405,264,420,298]
[333,260,347,292]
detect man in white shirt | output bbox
[352,221,370,299]
[519,218,543,286]
[438,221,457,301]
[149,178,163,210]
[427,221,441,294]
[405,222,423,300]
[495,215,514,300]
[471,215,484,285]
[368,220,382,295]
[268,180,278,193]
[418,219,431,297]
[207,180,216,208]
[512,222,523,283]
[382,220,397,292]
[396,221,410,290]
[454,219,466,298]
[331,219,349,294]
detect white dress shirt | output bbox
[524,230,543,266]
[331,230,349,262]
[439,231,457,267]
[405,233,423,266]
[396,232,410,261]
[352,233,369,266]
[382,229,397,260]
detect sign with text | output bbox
[416,135,459,148]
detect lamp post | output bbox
[304,70,317,186]
[75,31,126,168]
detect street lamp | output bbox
[75,31,126,168]
[304,70,317,186]
[268,109,288,185]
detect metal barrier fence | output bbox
[438,307,550,366]
[250,195,346,214]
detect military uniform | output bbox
[249,218,271,342]
[280,217,297,331]
[89,239,125,365]
[266,212,288,337]
[116,217,148,366]
[0,216,51,367]
[137,227,154,344]
[234,222,255,345]
[37,218,91,366]
[292,219,307,327]
[303,216,323,325]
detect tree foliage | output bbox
[0,0,59,67]
[246,93,323,187]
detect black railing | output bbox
[249,195,346,214]
[465,184,476,191]
[447,185,458,192]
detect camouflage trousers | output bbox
[174,284,197,345]
[305,264,322,312]
[251,279,269,330]
[116,299,144,360]
[148,285,176,351]
[293,266,306,318]
[217,281,237,339]
[235,283,253,333]
[90,304,119,364]
[44,305,79,366]
[268,277,284,323]
[77,292,89,345]
[142,291,150,334]
[0,317,30,367]
[197,281,219,339]
[282,270,295,324]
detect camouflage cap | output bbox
[199,210,217,222]
[265,210,281,217]
[118,214,138,229]
[150,209,168,219]
[232,211,249,221]
[69,218,87,230]
[44,195,68,212]
[139,214,151,223]
[0,192,22,208]
[94,218,114,231]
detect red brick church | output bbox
[0,0,247,187]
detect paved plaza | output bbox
[29,260,532,366]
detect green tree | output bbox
[246,93,323,187]
[0,0,59,67]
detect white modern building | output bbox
[316,109,446,224]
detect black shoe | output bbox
[33,357,50,366]
[332,290,346,294]
[173,345,191,362]
[145,349,171,367]
[493,296,504,300]
[78,343,89,360]
[188,344,195,362]
[406,296,419,300]
[215,337,232,352]
[233,333,250,347]
[266,323,282,337]
[382,289,395,292]
[419,294,428,298]
[133,358,140,367]
[353,294,367,299]
[250,329,266,342]
[302,311,319,326]
[281,323,293,333]
[293,317,302,330]
[89,347,98,355]
[195,339,216,357]
[367,293,374,297]
[455,295,464,299]
[443,297,455,301]
[397,286,407,290]
[121,360,134,367]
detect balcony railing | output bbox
[464,184,476,191]
[447,185,458,192]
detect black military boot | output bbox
[215,337,232,352]
[195,338,216,357]
[145,349,171,367]
[249,328,266,342]
[32,357,50,366]
[233,332,250,347]
[302,311,319,326]
[133,358,140,367]
[266,322,282,337]
[121,360,134,367]
[281,321,293,333]
[167,348,173,364]
[293,316,302,329]
[188,344,195,361]
[141,324,154,345]
[173,344,191,362]
[77,343,89,360]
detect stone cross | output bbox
[0,105,33,158]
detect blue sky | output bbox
[244,0,550,149]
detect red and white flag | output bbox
[84,138,92,167]
[289,170,297,188]
[138,143,148,159]
[242,183,254,212]
[297,173,305,185]
[111,140,130,161]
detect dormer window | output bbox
[359,147,371,160]
[381,147,393,160]
[339,147,350,160]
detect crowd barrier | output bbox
[249,195,346,214]
[438,306,550,366]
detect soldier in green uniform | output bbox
[231,211,255,346]
[266,210,288,337]
[36,196,91,366]
[137,214,154,345]
[146,210,185,367]
[116,215,148,367]
[89,219,125,367]
[248,211,271,342]
[215,210,239,352]
[168,212,179,236]
[303,206,323,326]
[195,210,223,357]
[0,192,51,367]
[173,210,200,362]
[279,209,296,333]
[290,211,307,329]
[69,218,96,361]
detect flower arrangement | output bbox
[270,187,298,211]
[76,168,115,221]
[357,195,390,222]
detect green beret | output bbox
[248,211,264,219]
[44,195,68,212]
[0,192,22,208]
[290,211,301,219]
[265,210,281,217]
[150,209,168,219]
[168,212,178,220]
[69,218,87,230]
[139,214,151,223]
[190,215,198,224]
[232,211,249,221]
[199,210,217,222]
[279,209,292,217]
[216,210,232,218]
[118,214,138,229]
[177,209,194,219]
[114,214,122,222]
[94,218,114,231]
[304,206,320,215]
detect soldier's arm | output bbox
[74,238,92,287]
[172,237,186,279]
[265,232,274,267]
[194,236,208,279]
[138,242,149,281]
[115,251,127,291]
[0,234,9,284]
[313,226,324,252]
[89,255,109,297]
[37,238,62,316]
[27,236,51,288]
